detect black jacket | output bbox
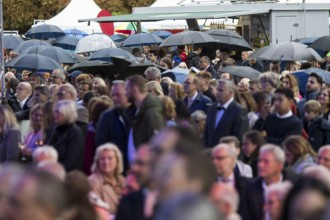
[45,123,84,171]
[307,116,330,152]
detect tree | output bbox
[3,0,156,34]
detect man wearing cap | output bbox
[69,70,82,88]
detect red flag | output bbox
[97,10,114,36]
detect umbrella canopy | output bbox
[63,29,89,39]
[115,22,148,35]
[68,60,114,74]
[5,54,63,72]
[75,34,116,54]
[3,35,24,50]
[88,48,137,63]
[206,29,252,51]
[53,36,80,51]
[122,33,163,47]
[159,31,215,47]
[21,45,76,64]
[293,37,318,46]
[13,39,52,53]
[162,67,189,83]
[25,24,65,39]
[152,30,173,39]
[309,35,330,51]
[251,42,322,61]
[219,66,261,80]
[110,34,127,42]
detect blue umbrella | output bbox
[293,68,330,96]
[25,24,65,39]
[122,33,163,47]
[110,34,127,42]
[53,36,80,51]
[162,67,189,83]
[5,54,63,72]
[64,29,89,39]
[13,39,51,52]
[21,45,76,64]
[152,30,173,39]
[88,48,137,63]
[3,35,23,49]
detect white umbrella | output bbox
[75,34,116,53]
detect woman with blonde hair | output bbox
[88,143,125,214]
[281,74,301,102]
[158,96,177,126]
[282,135,317,174]
[146,81,164,97]
[92,77,107,92]
[0,105,21,163]
[168,82,190,120]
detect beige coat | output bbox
[88,173,125,214]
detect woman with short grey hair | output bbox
[44,100,84,171]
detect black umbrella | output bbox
[219,66,261,80]
[52,36,79,51]
[159,31,215,47]
[68,60,115,74]
[3,35,24,49]
[88,48,138,63]
[5,54,63,72]
[251,42,322,61]
[122,33,163,47]
[309,35,330,51]
[13,39,51,53]
[206,29,252,51]
[21,45,76,64]
[25,24,65,39]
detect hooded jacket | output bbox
[307,116,330,152]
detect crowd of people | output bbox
[1,44,330,220]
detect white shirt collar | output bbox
[189,91,198,101]
[19,97,28,109]
[217,173,235,186]
[262,174,283,192]
[218,97,234,109]
[276,110,293,119]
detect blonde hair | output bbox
[54,100,77,124]
[91,143,123,177]
[158,96,176,120]
[304,100,322,115]
[92,77,106,87]
[146,81,164,97]
[0,105,19,133]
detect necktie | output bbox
[217,106,226,111]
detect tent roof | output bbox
[43,0,102,34]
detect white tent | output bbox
[40,0,103,34]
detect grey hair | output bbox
[52,69,66,80]
[54,100,78,124]
[216,184,240,211]
[259,71,280,88]
[260,144,285,165]
[58,83,77,100]
[212,143,237,158]
[33,145,58,163]
[303,165,330,188]
[264,181,292,201]
[112,80,125,86]
[37,161,66,181]
[318,145,330,154]
[144,67,161,79]
[191,110,207,121]
[218,78,236,94]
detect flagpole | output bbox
[0,0,4,97]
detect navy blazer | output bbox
[183,92,212,114]
[204,101,249,147]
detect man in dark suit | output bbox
[204,79,249,148]
[116,145,156,220]
[244,144,297,220]
[6,82,32,121]
[183,75,212,114]
[199,56,219,79]
[211,143,251,219]
[95,80,130,171]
